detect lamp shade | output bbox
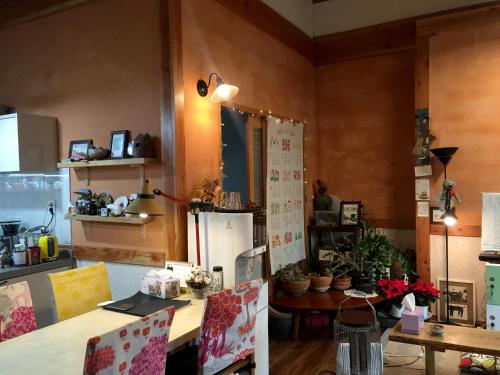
[210,82,239,103]
[431,147,459,166]
[125,180,164,217]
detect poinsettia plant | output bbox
[409,279,440,306]
[376,278,409,308]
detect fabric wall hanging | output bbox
[266,116,305,273]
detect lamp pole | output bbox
[444,164,450,324]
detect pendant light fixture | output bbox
[197,72,239,103]
[125,180,164,218]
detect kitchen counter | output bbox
[0,249,73,281]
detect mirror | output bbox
[220,106,265,208]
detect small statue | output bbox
[313,179,332,211]
[437,179,461,211]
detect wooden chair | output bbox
[198,278,263,375]
[83,306,175,375]
[0,281,37,341]
[47,262,112,321]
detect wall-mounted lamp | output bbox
[197,72,239,103]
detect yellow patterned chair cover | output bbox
[47,262,112,322]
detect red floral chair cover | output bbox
[0,281,37,341]
[199,278,263,375]
[83,306,175,375]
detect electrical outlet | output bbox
[47,200,55,212]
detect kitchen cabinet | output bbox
[2,265,70,328]
[0,113,58,173]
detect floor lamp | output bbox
[431,147,459,325]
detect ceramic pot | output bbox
[390,304,405,318]
[87,146,109,160]
[332,276,351,290]
[309,273,332,292]
[281,278,310,296]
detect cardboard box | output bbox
[401,306,425,334]
[141,276,180,299]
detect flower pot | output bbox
[190,286,210,299]
[309,273,332,292]
[417,305,431,320]
[390,304,404,318]
[332,277,351,290]
[281,278,310,296]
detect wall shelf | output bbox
[57,158,157,169]
[64,214,152,225]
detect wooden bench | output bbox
[389,320,500,375]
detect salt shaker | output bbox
[212,266,224,291]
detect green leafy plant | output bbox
[275,263,308,282]
[357,220,416,282]
[323,250,359,279]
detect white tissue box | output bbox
[141,275,180,299]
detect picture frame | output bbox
[437,278,475,325]
[430,206,445,224]
[109,130,129,159]
[68,139,93,160]
[339,201,361,226]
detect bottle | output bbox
[212,266,224,292]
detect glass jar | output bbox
[212,266,224,292]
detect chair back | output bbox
[0,281,37,341]
[48,262,112,321]
[83,306,175,375]
[199,278,263,375]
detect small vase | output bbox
[390,304,404,318]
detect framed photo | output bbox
[437,278,475,325]
[430,207,445,224]
[68,139,93,160]
[109,130,129,158]
[340,201,361,226]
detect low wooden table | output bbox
[270,289,383,339]
[389,320,500,375]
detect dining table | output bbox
[0,294,206,375]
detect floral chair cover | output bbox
[199,278,263,375]
[0,281,37,341]
[83,307,175,375]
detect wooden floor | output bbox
[269,328,335,375]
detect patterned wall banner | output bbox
[266,116,305,273]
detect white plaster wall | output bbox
[262,0,314,37]
[77,260,162,300]
[313,0,493,35]
[430,234,486,321]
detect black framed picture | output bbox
[340,201,361,226]
[430,206,445,224]
[109,130,129,158]
[68,139,93,160]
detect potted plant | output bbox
[324,250,359,290]
[309,268,333,292]
[376,278,409,317]
[276,263,310,296]
[185,266,212,299]
[409,279,440,320]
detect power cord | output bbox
[384,346,425,368]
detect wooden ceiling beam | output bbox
[0,0,96,31]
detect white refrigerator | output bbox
[187,211,269,375]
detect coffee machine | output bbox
[0,220,21,267]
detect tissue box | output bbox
[141,276,180,299]
[401,306,425,334]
